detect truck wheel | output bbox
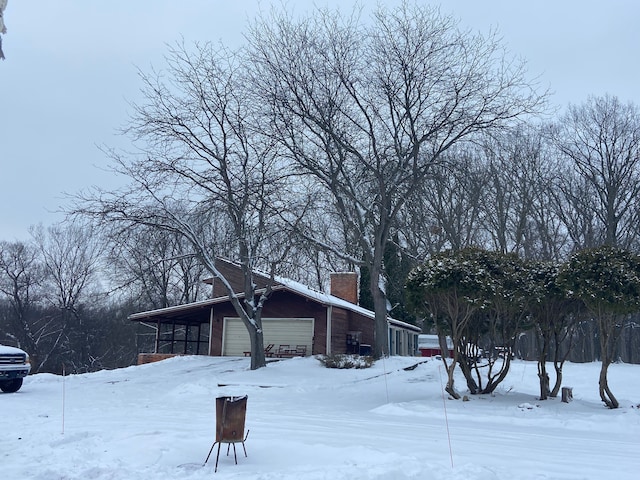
[0,378,23,393]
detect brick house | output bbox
[129,260,421,363]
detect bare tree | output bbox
[73,42,301,370]
[31,223,104,372]
[0,240,42,354]
[551,94,640,249]
[105,225,208,310]
[249,3,546,357]
[0,232,141,373]
[403,147,488,257]
[550,166,603,252]
[480,127,566,260]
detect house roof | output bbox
[271,277,420,332]
[128,274,420,332]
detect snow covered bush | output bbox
[317,354,374,369]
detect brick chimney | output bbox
[330,272,359,305]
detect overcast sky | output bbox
[2,0,639,241]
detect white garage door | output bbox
[222,317,314,356]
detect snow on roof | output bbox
[273,276,420,332]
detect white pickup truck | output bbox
[0,344,31,393]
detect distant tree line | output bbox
[1,3,640,378]
[0,223,210,374]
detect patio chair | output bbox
[264,343,275,357]
[276,345,292,358]
[244,344,275,358]
[204,395,249,472]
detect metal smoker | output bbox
[204,395,249,472]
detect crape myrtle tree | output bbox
[468,250,532,394]
[558,245,640,409]
[73,42,301,370]
[436,249,533,395]
[407,248,537,396]
[526,260,580,400]
[406,248,493,398]
[249,2,546,358]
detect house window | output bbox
[156,321,209,355]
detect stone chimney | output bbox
[329,272,359,305]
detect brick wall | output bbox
[137,353,181,365]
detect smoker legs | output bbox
[204,439,248,473]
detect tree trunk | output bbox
[550,325,573,397]
[248,322,266,371]
[598,360,618,409]
[538,367,550,401]
[598,316,620,409]
[550,362,563,398]
[456,338,480,395]
[444,359,460,399]
[229,289,267,370]
[537,332,550,400]
[369,262,389,359]
[435,332,459,399]
[480,353,513,394]
[457,357,480,394]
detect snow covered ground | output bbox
[2,355,638,479]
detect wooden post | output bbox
[561,386,573,403]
